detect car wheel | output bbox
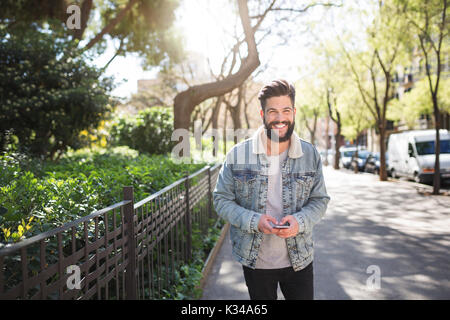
[391,169,397,179]
[414,173,422,184]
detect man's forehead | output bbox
[265,95,292,107]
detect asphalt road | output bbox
[201,166,450,300]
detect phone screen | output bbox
[269,222,290,229]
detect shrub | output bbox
[0,146,205,243]
[109,107,175,155]
[0,26,114,160]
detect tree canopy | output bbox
[0,0,183,67]
[0,27,114,160]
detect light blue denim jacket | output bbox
[213,126,330,271]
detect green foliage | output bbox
[0,26,114,160]
[0,146,205,243]
[161,219,224,300]
[109,107,175,155]
[0,0,184,68]
[388,77,450,128]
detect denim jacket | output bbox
[213,126,330,271]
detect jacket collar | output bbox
[251,125,303,158]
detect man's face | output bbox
[260,95,296,142]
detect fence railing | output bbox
[0,163,221,300]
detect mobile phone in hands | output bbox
[269,221,290,229]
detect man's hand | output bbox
[257,214,279,234]
[274,215,299,238]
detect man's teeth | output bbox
[274,124,286,128]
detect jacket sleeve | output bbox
[293,148,330,234]
[212,155,261,234]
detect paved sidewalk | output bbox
[201,166,450,300]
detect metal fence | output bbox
[0,163,221,300]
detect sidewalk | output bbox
[201,166,450,299]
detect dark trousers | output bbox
[242,262,314,300]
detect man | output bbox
[213,79,330,300]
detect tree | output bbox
[173,0,262,131]
[172,0,341,131]
[0,0,182,67]
[388,77,450,129]
[297,78,328,146]
[339,0,410,181]
[401,0,449,194]
[0,27,113,160]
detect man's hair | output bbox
[257,79,296,111]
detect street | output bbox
[202,165,450,300]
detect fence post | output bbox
[184,173,192,262]
[123,186,137,300]
[207,166,212,219]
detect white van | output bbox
[387,129,450,183]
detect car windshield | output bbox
[415,140,450,155]
[358,151,371,159]
[343,151,355,157]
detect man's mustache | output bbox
[267,121,291,127]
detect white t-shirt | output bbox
[255,148,292,269]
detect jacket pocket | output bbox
[292,172,315,209]
[232,170,257,205]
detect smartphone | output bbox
[269,222,290,229]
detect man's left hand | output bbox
[274,215,299,238]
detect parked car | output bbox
[363,152,391,176]
[387,129,450,184]
[339,146,366,169]
[350,150,372,172]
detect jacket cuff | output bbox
[294,214,306,234]
[249,212,262,233]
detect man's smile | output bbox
[270,121,290,131]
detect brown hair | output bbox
[257,79,295,111]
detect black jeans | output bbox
[243,262,314,300]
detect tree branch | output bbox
[84,0,139,50]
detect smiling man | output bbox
[213,79,330,300]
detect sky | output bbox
[94,0,364,100]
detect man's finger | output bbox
[266,215,278,224]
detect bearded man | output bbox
[213,79,330,300]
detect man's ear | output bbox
[260,108,264,120]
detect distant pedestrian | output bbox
[213,79,330,300]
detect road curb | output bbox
[390,177,450,196]
[198,222,230,291]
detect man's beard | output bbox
[264,119,295,142]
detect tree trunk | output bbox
[334,131,341,170]
[73,0,93,40]
[173,0,260,130]
[84,0,139,50]
[378,125,388,181]
[433,103,441,195]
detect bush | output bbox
[0,146,206,243]
[109,107,175,155]
[0,26,114,160]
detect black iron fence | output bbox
[0,163,221,299]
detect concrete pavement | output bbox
[201,166,450,300]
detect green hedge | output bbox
[0,146,206,243]
[109,107,175,155]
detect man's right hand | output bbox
[257,214,279,234]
